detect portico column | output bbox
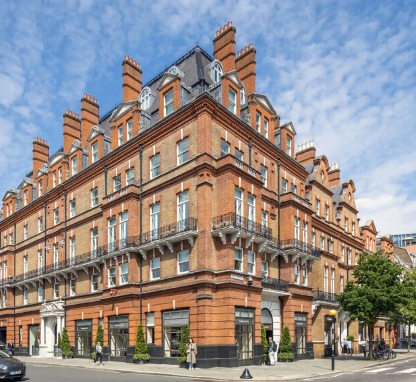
[40,317,46,345]
[57,315,62,339]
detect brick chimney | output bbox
[235,43,256,95]
[32,137,49,177]
[328,163,341,187]
[296,140,316,165]
[63,110,81,153]
[81,93,99,148]
[122,55,142,102]
[213,21,236,73]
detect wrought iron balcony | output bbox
[261,277,290,292]
[280,239,321,263]
[313,289,338,303]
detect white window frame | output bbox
[248,251,255,275]
[286,136,292,156]
[58,167,62,184]
[228,88,236,114]
[323,266,328,293]
[54,208,59,225]
[264,118,269,138]
[177,250,189,274]
[140,88,150,109]
[150,203,160,240]
[256,112,261,133]
[69,199,76,218]
[126,168,134,185]
[164,88,174,116]
[212,61,223,83]
[38,250,43,274]
[325,205,329,221]
[221,139,230,156]
[281,179,288,194]
[235,248,243,272]
[262,261,268,279]
[150,258,160,280]
[315,199,320,216]
[127,119,133,140]
[302,265,308,286]
[261,211,268,235]
[330,268,335,294]
[235,149,243,161]
[340,275,344,293]
[150,154,160,179]
[92,141,98,163]
[260,165,267,187]
[38,217,43,233]
[38,180,43,197]
[70,236,76,265]
[70,279,76,296]
[248,194,256,231]
[108,217,116,252]
[54,281,59,299]
[120,211,128,248]
[108,267,116,287]
[294,217,300,241]
[38,284,44,302]
[91,273,98,292]
[91,228,98,259]
[53,243,59,270]
[71,156,77,176]
[24,224,28,240]
[113,174,122,192]
[23,289,28,305]
[118,125,123,146]
[177,137,189,165]
[91,188,98,207]
[294,262,300,284]
[177,191,189,232]
[235,187,243,225]
[120,263,128,284]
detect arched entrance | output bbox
[262,308,273,340]
[39,299,65,358]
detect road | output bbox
[23,364,197,382]
[299,357,416,382]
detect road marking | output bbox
[365,367,395,373]
[394,368,416,374]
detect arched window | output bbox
[168,66,179,75]
[140,87,151,110]
[240,86,246,105]
[212,61,223,83]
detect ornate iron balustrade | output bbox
[280,239,321,259]
[313,289,338,303]
[141,217,198,244]
[261,277,289,292]
[212,212,272,239]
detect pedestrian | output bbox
[267,337,277,365]
[347,338,352,356]
[93,342,104,366]
[7,341,14,356]
[186,338,197,370]
[359,338,367,358]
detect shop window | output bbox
[146,313,155,344]
[295,314,307,355]
[109,316,129,357]
[235,308,254,359]
[163,310,189,358]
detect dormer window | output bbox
[211,61,223,83]
[118,125,123,146]
[228,88,236,114]
[164,89,174,116]
[71,156,77,176]
[91,142,98,163]
[38,180,43,197]
[286,136,292,156]
[140,87,151,110]
[240,86,246,105]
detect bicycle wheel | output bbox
[390,350,397,359]
[382,350,389,360]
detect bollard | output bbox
[240,368,253,379]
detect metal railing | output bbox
[261,277,290,292]
[313,289,338,302]
[212,213,272,239]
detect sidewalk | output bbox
[19,349,416,381]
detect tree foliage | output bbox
[133,324,150,362]
[278,325,294,361]
[177,324,190,363]
[91,323,104,359]
[60,327,73,358]
[261,324,269,364]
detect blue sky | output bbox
[0,0,415,236]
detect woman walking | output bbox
[186,338,197,370]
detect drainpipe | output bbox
[13,222,16,347]
[139,145,143,325]
[277,159,281,280]
[248,139,253,167]
[104,167,108,197]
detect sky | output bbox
[0,0,415,237]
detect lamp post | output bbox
[329,310,337,371]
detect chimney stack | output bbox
[81,93,99,148]
[63,110,81,153]
[296,140,316,165]
[328,163,341,187]
[122,55,142,102]
[32,137,49,177]
[213,21,236,73]
[235,43,256,95]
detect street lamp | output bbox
[329,310,337,371]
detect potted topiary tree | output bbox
[60,327,73,359]
[177,324,190,367]
[54,333,62,358]
[261,324,269,365]
[132,324,150,364]
[278,325,294,362]
[32,335,40,356]
[91,324,104,361]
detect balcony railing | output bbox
[313,289,338,303]
[212,213,272,239]
[280,239,321,259]
[141,217,198,244]
[261,277,289,292]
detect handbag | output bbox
[186,349,190,354]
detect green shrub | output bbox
[132,324,150,362]
[346,335,355,342]
[261,324,269,364]
[278,325,294,361]
[34,335,39,348]
[60,327,73,358]
[177,324,190,363]
[91,323,104,359]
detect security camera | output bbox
[247,276,253,286]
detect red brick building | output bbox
[0,22,376,366]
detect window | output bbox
[146,313,155,344]
[261,211,268,235]
[108,217,116,252]
[294,217,300,241]
[302,221,308,248]
[177,191,189,232]
[38,285,44,302]
[235,149,243,161]
[150,203,160,240]
[328,239,333,254]
[247,194,255,231]
[178,250,189,273]
[315,199,320,216]
[53,243,59,270]
[164,89,174,116]
[70,279,76,296]
[69,199,76,218]
[221,139,230,156]
[228,88,236,113]
[240,86,246,105]
[9,233,13,245]
[126,168,134,185]
[347,248,352,264]
[212,61,223,83]
[118,125,123,146]
[320,236,325,250]
[120,263,128,284]
[248,251,255,274]
[235,187,243,225]
[260,165,267,187]
[140,88,150,109]
[23,289,28,305]
[127,119,133,140]
[325,205,329,221]
[150,154,160,179]
[23,256,28,278]
[91,273,98,292]
[291,184,297,194]
[150,258,160,279]
[341,246,345,262]
[54,282,59,299]
[108,267,116,286]
[256,112,261,133]
[294,262,300,284]
[38,250,43,274]
[344,217,348,232]
[71,156,77,176]
[54,208,59,225]
[38,180,43,197]
[113,174,121,192]
[23,224,28,240]
[330,268,335,294]
[355,253,359,265]
[91,228,98,258]
[235,248,243,272]
[58,167,62,184]
[120,211,128,248]
[262,261,268,279]
[91,188,98,207]
[70,236,76,265]
[264,118,269,138]
[302,265,308,286]
[281,179,288,193]
[92,142,98,163]
[352,222,355,236]
[340,275,344,293]
[23,190,28,206]
[177,137,189,165]
[286,136,292,156]
[323,266,328,293]
[38,217,43,233]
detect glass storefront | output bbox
[295,314,307,355]
[163,310,189,358]
[76,320,92,356]
[109,315,129,357]
[235,308,254,359]
[146,313,155,344]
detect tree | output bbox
[278,325,294,361]
[338,251,403,358]
[133,324,150,362]
[91,323,104,359]
[177,324,190,364]
[261,324,269,364]
[34,335,39,348]
[60,327,73,358]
